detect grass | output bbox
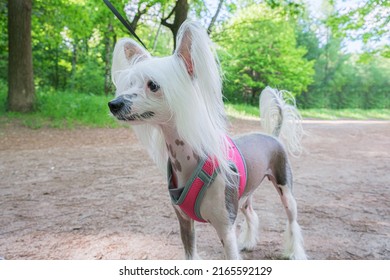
[0,89,389,129]
[0,89,120,129]
[226,103,390,120]
[225,103,260,119]
[300,108,390,120]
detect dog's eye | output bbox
[147,81,160,92]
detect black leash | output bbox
[103,0,148,50]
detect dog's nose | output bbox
[108,97,124,114]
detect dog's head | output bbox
[107,38,167,123]
[108,21,224,127]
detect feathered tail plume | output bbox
[260,87,303,157]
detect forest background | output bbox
[1,0,389,128]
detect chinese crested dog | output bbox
[108,21,306,260]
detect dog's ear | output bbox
[112,38,150,86]
[175,21,220,81]
[176,27,194,76]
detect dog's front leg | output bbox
[173,206,200,260]
[215,224,241,260]
[201,179,241,259]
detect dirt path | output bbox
[0,118,389,260]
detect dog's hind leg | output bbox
[173,207,200,260]
[277,184,306,260]
[238,195,259,251]
[268,162,306,260]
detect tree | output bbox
[32,0,119,95]
[216,4,314,104]
[7,0,35,112]
[207,0,225,34]
[295,0,390,109]
[298,34,350,108]
[32,0,69,90]
[125,0,226,50]
[327,0,390,56]
[161,0,189,49]
[124,0,156,32]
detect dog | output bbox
[108,21,307,260]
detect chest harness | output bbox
[167,137,247,223]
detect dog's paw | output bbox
[238,239,257,252]
[185,252,202,260]
[237,223,259,251]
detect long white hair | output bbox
[112,21,233,180]
[260,87,303,157]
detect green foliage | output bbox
[1,87,387,130]
[36,90,116,127]
[296,17,390,110]
[1,0,389,121]
[71,59,106,95]
[216,4,314,104]
[327,0,389,50]
[0,88,119,128]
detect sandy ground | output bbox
[0,117,389,260]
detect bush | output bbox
[36,90,117,127]
[0,88,119,128]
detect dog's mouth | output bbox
[117,111,155,121]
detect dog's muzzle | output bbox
[108,95,126,114]
[108,95,155,121]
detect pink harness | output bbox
[168,137,247,223]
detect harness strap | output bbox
[167,137,247,223]
[168,158,218,222]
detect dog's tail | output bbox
[260,87,303,157]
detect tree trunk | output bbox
[207,0,224,34]
[104,21,114,96]
[54,47,59,89]
[7,0,35,112]
[127,1,151,32]
[152,22,162,52]
[161,0,189,50]
[70,38,78,90]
